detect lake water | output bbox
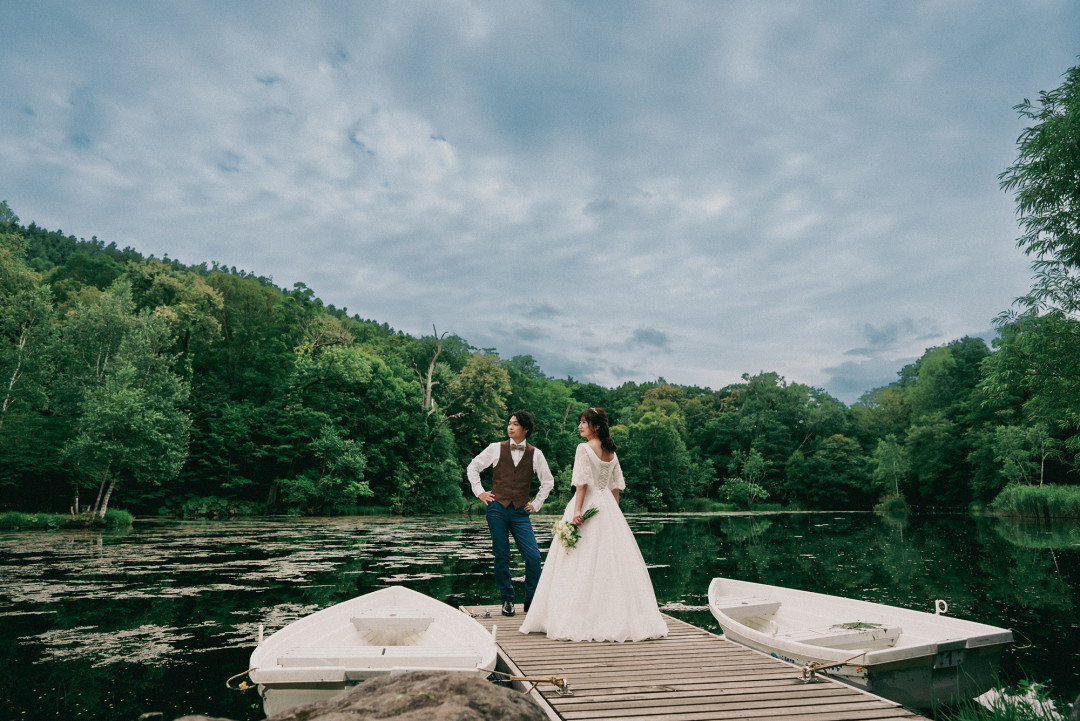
[1,511,1078,720]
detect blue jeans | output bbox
[486,502,541,605]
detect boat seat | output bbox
[277,646,480,668]
[713,595,782,618]
[777,623,901,649]
[350,610,434,636]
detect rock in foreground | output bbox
[178,670,547,721]
[265,671,547,721]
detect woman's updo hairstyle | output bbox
[580,407,618,454]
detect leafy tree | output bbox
[1,224,56,427]
[692,411,740,497]
[63,363,189,516]
[0,414,72,507]
[445,353,511,464]
[998,61,1080,272]
[993,423,1056,487]
[869,434,909,497]
[501,355,579,473]
[905,413,967,505]
[620,391,713,509]
[0,200,17,228]
[883,339,990,506]
[599,379,656,427]
[406,330,475,416]
[124,258,224,379]
[390,418,464,515]
[902,338,989,422]
[53,280,140,422]
[569,381,616,417]
[784,435,870,509]
[851,384,908,452]
[986,62,1080,468]
[204,270,294,400]
[48,251,125,308]
[680,388,727,432]
[724,372,849,500]
[177,397,263,502]
[720,448,770,508]
[966,426,1007,501]
[282,344,403,495]
[60,289,191,517]
[0,285,55,423]
[0,214,31,296]
[277,425,370,511]
[981,312,1080,460]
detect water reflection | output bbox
[1,512,1077,720]
[990,516,1080,550]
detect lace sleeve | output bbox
[570,444,591,487]
[612,455,626,490]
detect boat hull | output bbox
[721,621,1008,709]
[709,577,1012,710]
[255,665,498,716]
[260,682,358,716]
[249,586,498,716]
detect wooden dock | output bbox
[464,604,927,721]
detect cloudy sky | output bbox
[2,2,1077,403]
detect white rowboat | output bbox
[708,577,1013,709]
[249,586,498,716]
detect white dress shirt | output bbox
[467,441,555,511]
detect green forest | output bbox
[2,64,1080,521]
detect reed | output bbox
[0,509,134,530]
[875,493,910,514]
[989,484,1080,519]
[681,497,740,512]
[938,681,1072,721]
[0,511,65,529]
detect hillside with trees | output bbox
[2,62,1079,520]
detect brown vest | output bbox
[492,440,535,508]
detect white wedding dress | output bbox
[519,443,668,642]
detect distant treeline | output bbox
[0,200,1074,519]
[2,63,1079,519]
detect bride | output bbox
[519,407,668,642]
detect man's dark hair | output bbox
[510,409,535,437]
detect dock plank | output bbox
[464,605,926,721]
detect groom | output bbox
[467,409,554,616]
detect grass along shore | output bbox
[0,508,134,530]
[3,483,1079,530]
[989,484,1080,519]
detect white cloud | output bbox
[1,0,1076,404]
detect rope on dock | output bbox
[226,668,256,693]
[487,669,573,696]
[1009,627,1033,649]
[659,602,709,612]
[799,651,870,683]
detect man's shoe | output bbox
[524,601,531,613]
[501,600,515,616]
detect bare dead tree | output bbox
[413,325,447,414]
[435,411,465,430]
[0,331,26,430]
